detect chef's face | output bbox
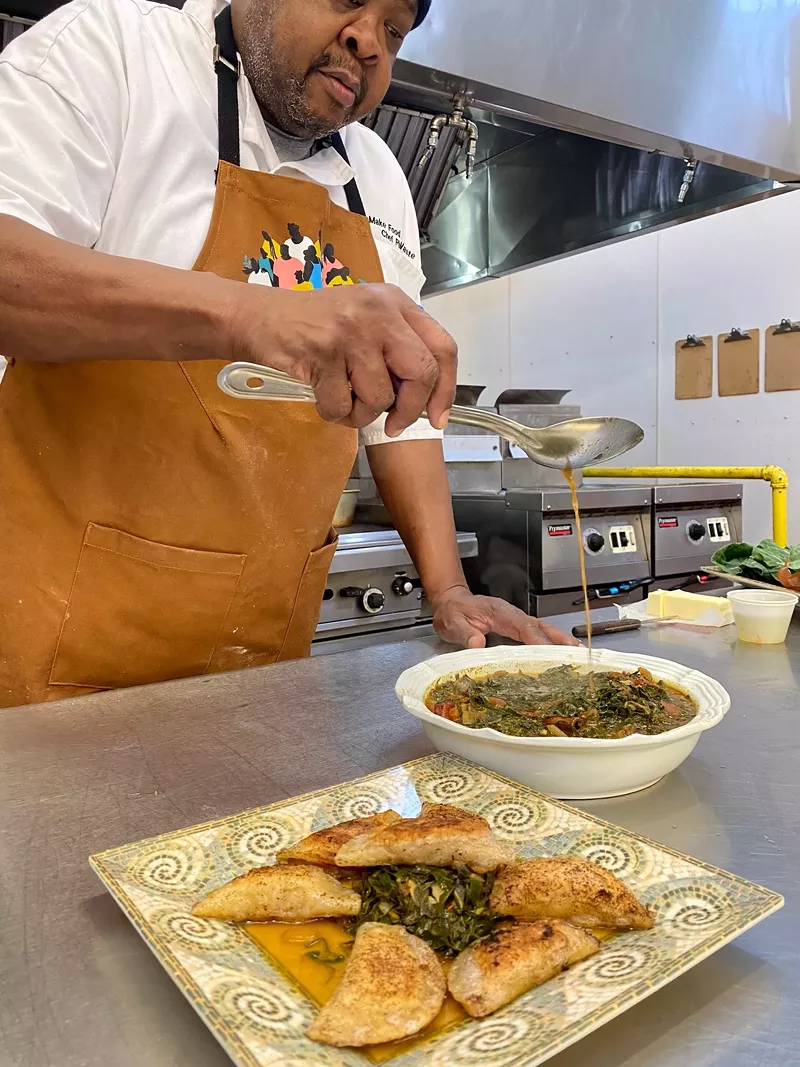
[232,0,418,137]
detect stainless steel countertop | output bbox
[1,613,797,1067]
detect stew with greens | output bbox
[425,665,697,740]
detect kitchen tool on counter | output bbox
[216,362,644,471]
[571,617,678,639]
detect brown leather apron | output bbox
[0,6,384,708]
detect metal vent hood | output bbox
[371,0,800,295]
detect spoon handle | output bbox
[217,362,317,402]
[216,362,506,436]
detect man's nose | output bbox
[339,17,381,61]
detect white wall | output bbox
[507,235,659,467]
[426,189,800,543]
[657,192,800,541]
[428,236,659,467]
[425,276,511,404]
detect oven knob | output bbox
[585,531,605,554]
[392,576,415,596]
[687,521,706,542]
[362,588,386,614]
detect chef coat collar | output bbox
[238,79,356,188]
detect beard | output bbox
[237,0,367,137]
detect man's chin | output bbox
[302,79,366,131]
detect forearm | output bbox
[366,438,467,603]
[0,216,238,363]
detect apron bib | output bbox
[0,7,383,707]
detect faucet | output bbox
[418,95,479,180]
[678,157,697,204]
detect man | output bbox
[0,0,575,708]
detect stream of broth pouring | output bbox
[563,467,592,663]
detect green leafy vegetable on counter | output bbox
[712,538,800,582]
[350,864,499,956]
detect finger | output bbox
[310,359,354,423]
[383,325,440,436]
[402,305,458,429]
[344,349,396,429]
[339,398,392,430]
[385,374,433,436]
[538,619,583,647]
[488,604,555,646]
[514,618,553,646]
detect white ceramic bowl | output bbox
[396,646,731,801]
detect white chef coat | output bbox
[0,0,441,447]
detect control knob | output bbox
[392,576,415,596]
[686,521,706,543]
[339,586,386,614]
[585,531,605,554]
[363,588,386,614]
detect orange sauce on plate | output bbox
[245,919,617,1061]
[244,920,467,1062]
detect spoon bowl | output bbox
[217,362,644,471]
[445,407,644,470]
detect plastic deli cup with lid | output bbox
[727,588,798,645]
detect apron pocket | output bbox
[277,532,339,661]
[50,523,247,689]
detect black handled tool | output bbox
[572,619,641,639]
[572,616,679,639]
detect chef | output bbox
[0,0,576,708]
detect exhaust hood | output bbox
[6,0,799,295]
[369,0,800,295]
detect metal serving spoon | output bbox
[216,362,644,470]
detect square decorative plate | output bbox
[90,754,783,1067]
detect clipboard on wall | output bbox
[675,335,712,400]
[765,319,800,392]
[717,327,759,396]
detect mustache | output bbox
[308,52,369,108]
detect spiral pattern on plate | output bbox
[210,977,305,1032]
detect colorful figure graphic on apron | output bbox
[327,265,354,285]
[244,228,353,290]
[322,242,346,284]
[303,245,324,289]
[292,268,315,290]
[285,222,316,262]
[272,243,304,288]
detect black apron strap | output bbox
[213,6,240,169]
[329,132,367,217]
[213,6,367,218]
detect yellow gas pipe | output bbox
[581,466,789,548]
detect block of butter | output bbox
[647,588,734,624]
